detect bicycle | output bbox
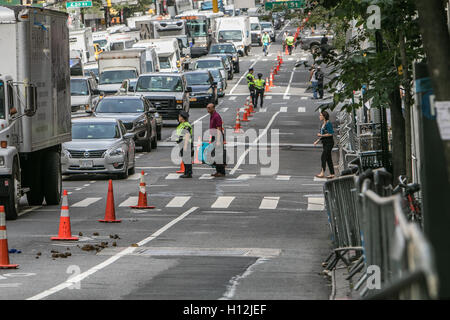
[392,175,422,225]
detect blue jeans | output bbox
[312,81,318,99]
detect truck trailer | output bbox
[0,5,71,220]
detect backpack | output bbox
[317,71,324,82]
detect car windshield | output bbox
[99,70,137,85]
[0,81,5,120]
[208,69,221,81]
[260,23,272,29]
[94,39,107,47]
[185,73,211,85]
[196,60,223,69]
[187,20,207,37]
[72,122,120,139]
[136,75,183,92]
[159,56,172,69]
[218,30,242,41]
[70,79,89,96]
[96,98,144,113]
[210,44,236,54]
[84,68,99,77]
[251,23,261,31]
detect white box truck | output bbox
[0,5,71,219]
[133,38,182,73]
[216,16,251,56]
[69,27,95,64]
[97,49,147,95]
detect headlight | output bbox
[176,104,183,109]
[0,156,5,167]
[232,57,237,61]
[108,148,125,157]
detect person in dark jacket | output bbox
[313,110,335,179]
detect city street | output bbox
[0,26,334,300]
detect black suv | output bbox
[135,73,191,120]
[208,43,240,73]
[184,70,218,108]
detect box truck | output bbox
[69,27,95,64]
[0,5,72,219]
[216,16,251,56]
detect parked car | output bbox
[92,95,158,152]
[184,70,218,107]
[208,68,226,97]
[61,117,136,179]
[260,21,275,42]
[70,76,100,112]
[135,73,191,120]
[194,57,227,82]
[208,43,240,73]
[207,54,233,80]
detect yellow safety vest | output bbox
[246,73,255,87]
[176,121,192,143]
[254,78,265,90]
[286,36,294,46]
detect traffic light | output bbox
[106,0,112,7]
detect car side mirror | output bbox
[186,86,192,93]
[25,85,37,116]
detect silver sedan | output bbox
[61,117,136,179]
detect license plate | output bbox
[80,160,93,168]
[190,98,197,102]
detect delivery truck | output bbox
[216,16,251,56]
[97,49,147,95]
[0,5,72,219]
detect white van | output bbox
[249,16,262,46]
[92,31,109,52]
[133,38,181,73]
[130,44,160,73]
[108,32,140,51]
[216,16,251,56]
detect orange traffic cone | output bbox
[51,190,79,240]
[234,110,242,133]
[285,45,289,55]
[130,171,155,209]
[248,99,255,113]
[280,54,283,64]
[194,137,202,164]
[265,78,270,92]
[242,108,249,122]
[0,206,18,269]
[176,161,185,173]
[99,179,121,223]
[270,72,274,87]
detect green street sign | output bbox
[66,1,93,9]
[265,1,305,10]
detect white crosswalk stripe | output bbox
[72,197,102,207]
[283,96,290,100]
[221,108,229,112]
[259,197,280,210]
[229,96,237,101]
[260,108,267,113]
[165,173,181,180]
[276,175,291,181]
[280,107,288,112]
[119,197,139,207]
[237,174,257,180]
[298,107,306,113]
[199,174,214,180]
[211,196,235,208]
[307,197,325,211]
[265,96,272,100]
[166,196,191,208]
[301,97,308,100]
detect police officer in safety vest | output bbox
[286,33,295,55]
[246,67,256,106]
[176,110,193,178]
[254,73,265,109]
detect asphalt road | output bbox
[0,24,335,300]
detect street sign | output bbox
[265,1,304,10]
[66,1,93,9]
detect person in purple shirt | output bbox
[207,103,226,177]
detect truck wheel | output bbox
[43,151,62,205]
[3,160,20,220]
[26,155,44,206]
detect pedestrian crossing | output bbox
[67,194,325,211]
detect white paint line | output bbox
[222,108,229,112]
[276,175,291,181]
[280,106,288,112]
[230,111,281,175]
[298,107,306,112]
[313,176,327,182]
[83,184,90,187]
[229,58,259,95]
[27,207,198,300]
[166,196,191,208]
[0,283,21,288]
[301,97,308,100]
[259,197,280,210]
[75,188,82,191]
[307,197,325,211]
[165,173,181,180]
[72,197,102,208]
[199,173,214,180]
[229,96,237,101]
[260,108,267,112]
[211,196,235,209]
[265,96,272,100]
[119,197,139,207]
[236,174,256,180]
[283,95,290,100]
[89,181,96,183]
[283,67,296,99]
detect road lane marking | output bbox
[283,66,296,99]
[276,175,291,181]
[222,108,229,112]
[229,96,236,101]
[230,111,281,175]
[265,96,272,100]
[260,108,267,112]
[72,197,102,208]
[236,174,256,180]
[165,173,181,179]
[199,174,214,180]
[301,97,308,100]
[166,196,191,208]
[259,197,280,210]
[27,207,199,300]
[211,196,235,208]
[119,197,139,207]
[298,107,306,112]
[307,197,325,211]
[280,106,288,112]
